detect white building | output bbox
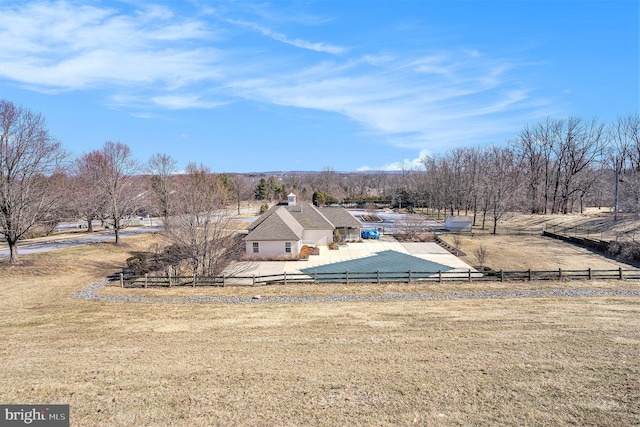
[445,216,473,232]
[244,194,361,257]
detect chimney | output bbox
[287,193,297,206]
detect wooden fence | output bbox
[118,267,640,288]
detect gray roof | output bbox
[248,204,280,231]
[245,202,361,242]
[318,207,362,229]
[244,207,304,241]
[286,202,334,230]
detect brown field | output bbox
[1,226,639,426]
[437,233,636,271]
[438,211,640,271]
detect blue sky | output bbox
[0,0,637,173]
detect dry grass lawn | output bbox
[438,233,636,271]
[1,233,639,426]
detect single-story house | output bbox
[445,216,473,232]
[244,194,362,257]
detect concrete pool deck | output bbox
[232,237,476,277]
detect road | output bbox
[0,224,163,259]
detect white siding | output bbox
[302,229,333,246]
[445,217,473,232]
[246,240,302,257]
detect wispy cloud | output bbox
[226,18,347,54]
[0,1,222,92]
[229,52,551,154]
[0,0,555,165]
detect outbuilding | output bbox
[445,216,473,232]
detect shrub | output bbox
[452,233,464,249]
[300,245,309,259]
[609,240,640,263]
[474,245,489,270]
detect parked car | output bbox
[361,229,380,239]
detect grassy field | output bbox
[437,232,637,271]
[1,232,639,426]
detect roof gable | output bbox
[245,207,304,241]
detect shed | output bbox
[445,216,473,232]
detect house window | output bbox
[285,242,292,253]
[253,242,259,253]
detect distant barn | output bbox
[445,216,473,232]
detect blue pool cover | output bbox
[300,250,453,275]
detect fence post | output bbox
[588,268,592,280]
[619,267,623,280]
[468,269,472,283]
[193,272,196,287]
[346,271,349,285]
[376,270,380,284]
[408,270,412,284]
[500,269,504,282]
[120,272,124,288]
[168,271,172,287]
[528,269,531,281]
[222,275,225,287]
[314,270,317,284]
[144,274,148,289]
[438,270,442,283]
[252,274,256,286]
[559,268,562,280]
[284,272,287,286]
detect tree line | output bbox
[1,98,638,268]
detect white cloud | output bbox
[228,52,550,153]
[226,19,347,54]
[0,1,222,92]
[149,95,227,110]
[0,0,555,159]
[358,149,432,172]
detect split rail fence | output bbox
[119,267,640,288]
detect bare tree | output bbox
[43,172,77,233]
[396,214,430,239]
[452,233,464,250]
[314,166,340,197]
[230,174,250,215]
[0,100,66,263]
[165,164,244,277]
[512,121,555,214]
[71,151,108,232]
[364,202,378,217]
[553,117,607,214]
[484,146,521,234]
[147,153,178,226]
[610,114,640,218]
[78,141,142,244]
